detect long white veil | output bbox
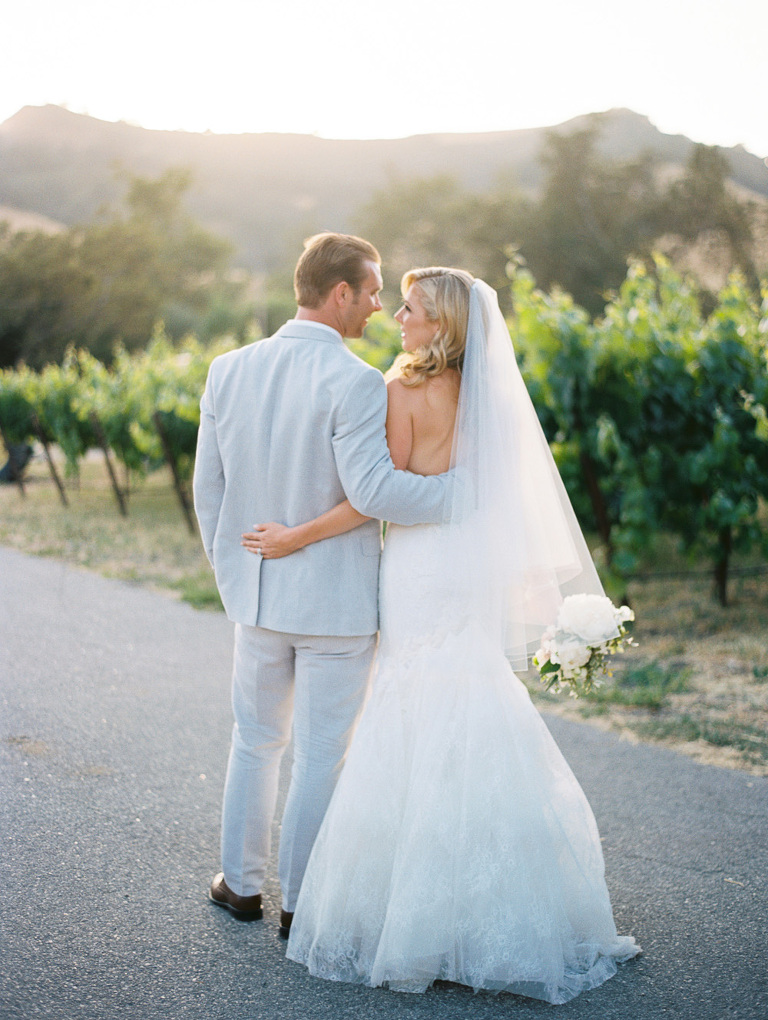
[447,279,605,669]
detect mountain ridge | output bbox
[2,104,767,272]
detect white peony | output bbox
[556,594,621,646]
[551,638,591,675]
[534,625,556,665]
[616,605,635,624]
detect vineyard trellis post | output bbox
[31,414,69,507]
[89,412,128,516]
[153,411,197,535]
[0,422,27,498]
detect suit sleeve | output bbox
[192,367,225,566]
[333,369,448,524]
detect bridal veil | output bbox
[447,279,605,669]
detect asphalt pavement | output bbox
[1,545,766,1020]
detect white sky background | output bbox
[2,0,767,156]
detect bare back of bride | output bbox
[251,268,639,1003]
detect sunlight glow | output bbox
[2,0,766,155]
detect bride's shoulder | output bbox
[386,370,459,409]
[385,373,416,400]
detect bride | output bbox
[243,268,639,1003]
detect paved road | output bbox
[1,546,766,1020]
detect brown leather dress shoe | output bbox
[209,873,263,921]
[279,909,294,939]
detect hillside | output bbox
[0,204,64,235]
[2,104,767,272]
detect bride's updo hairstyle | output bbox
[394,267,475,386]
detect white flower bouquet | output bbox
[532,593,636,697]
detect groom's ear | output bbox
[334,279,352,306]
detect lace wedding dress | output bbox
[286,520,640,1004]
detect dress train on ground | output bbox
[287,523,639,1003]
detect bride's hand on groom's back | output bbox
[242,522,300,559]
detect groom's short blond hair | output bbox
[294,232,381,309]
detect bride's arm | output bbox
[242,500,368,559]
[243,376,413,559]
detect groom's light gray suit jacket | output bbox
[193,321,447,636]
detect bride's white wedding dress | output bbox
[287,520,640,1004]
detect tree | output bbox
[519,123,662,316]
[0,169,250,368]
[678,274,768,604]
[0,226,95,367]
[596,261,768,604]
[355,174,526,309]
[508,264,605,542]
[660,143,760,297]
[589,259,704,580]
[75,168,243,360]
[511,256,768,604]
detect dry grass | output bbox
[521,568,768,776]
[3,448,767,775]
[0,450,220,608]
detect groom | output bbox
[193,232,448,937]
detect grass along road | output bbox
[3,449,767,776]
[0,451,220,609]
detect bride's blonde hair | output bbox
[393,267,475,386]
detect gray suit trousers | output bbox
[221,623,376,910]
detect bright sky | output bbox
[3,0,767,157]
